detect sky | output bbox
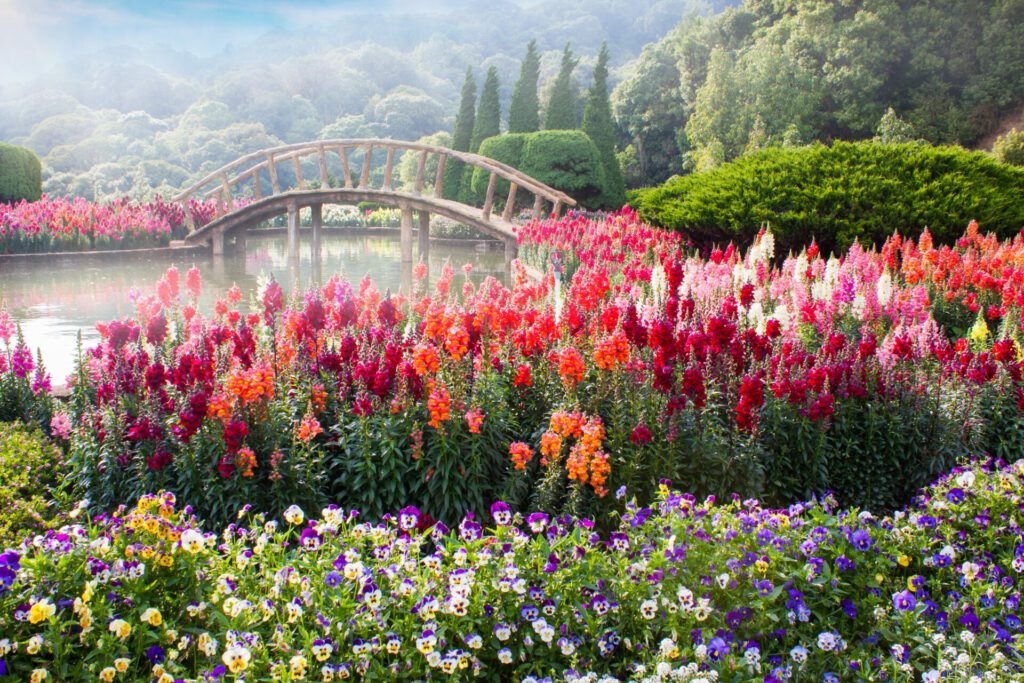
[0,0,485,85]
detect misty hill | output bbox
[0,0,737,201]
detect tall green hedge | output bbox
[631,141,1024,255]
[0,142,43,203]
[472,130,606,208]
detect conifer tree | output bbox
[544,44,579,131]
[508,40,541,134]
[581,43,625,208]
[470,66,501,152]
[443,68,477,201]
[462,66,501,202]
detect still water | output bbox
[0,232,506,384]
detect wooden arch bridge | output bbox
[171,139,575,275]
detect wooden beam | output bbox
[292,156,305,190]
[318,145,329,188]
[180,199,195,233]
[359,144,373,188]
[220,173,233,208]
[268,153,280,194]
[413,150,428,195]
[552,200,562,218]
[502,182,518,222]
[337,147,352,188]
[532,194,544,221]
[433,154,447,198]
[382,147,395,191]
[400,202,413,264]
[481,172,498,220]
[252,171,262,200]
[418,209,430,263]
[287,201,299,263]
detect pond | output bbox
[0,231,506,385]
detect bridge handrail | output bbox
[171,139,576,208]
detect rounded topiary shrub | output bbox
[0,142,43,203]
[630,140,1024,255]
[472,130,606,208]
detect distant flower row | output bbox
[0,195,220,253]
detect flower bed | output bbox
[53,210,1024,529]
[0,196,220,254]
[1,456,1021,681]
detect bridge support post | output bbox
[211,230,225,257]
[234,229,246,254]
[400,202,414,264]
[311,203,323,287]
[504,236,517,284]
[418,210,430,264]
[287,200,299,264]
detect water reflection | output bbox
[0,232,505,383]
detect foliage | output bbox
[1,1,720,200]
[0,422,65,542]
[472,131,606,208]
[470,68,501,154]
[581,43,627,210]
[630,141,1024,255]
[873,107,919,145]
[463,67,503,203]
[543,44,580,131]
[442,69,476,202]
[993,128,1024,167]
[3,458,1024,680]
[398,131,452,194]
[508,40,541,134]
[614,0,1024,180]
[0,142,42,204]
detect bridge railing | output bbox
[171,139,577,233]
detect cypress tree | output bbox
[544,44,579,131]
[470,66,501,152]
[581,43,625,208]
[443,68,476,201]
[508,40,541,134]
[462,66,501,203]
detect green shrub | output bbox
[631,141,1024,255]
[0,421,66,541]
[472,130,606,208]
[0,142,43,203]
[993,128,1024,166]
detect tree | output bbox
[993,129,1024,167]
[544,44,580,131]
[581,43,626,208]
[442,68,476,201]
[508,40,541,134]
[463,66,501,203]
[398,131,452,192]
[469,66,501,153]
[873,107,918,145]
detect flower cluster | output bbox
[0,195,221,253]
[2,457,1022,681]
[21,209,1024,527]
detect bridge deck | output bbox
[183,188,519,245]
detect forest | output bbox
[0,0,733,200]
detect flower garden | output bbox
[1,208,1024,680]
[0,196,218,253]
